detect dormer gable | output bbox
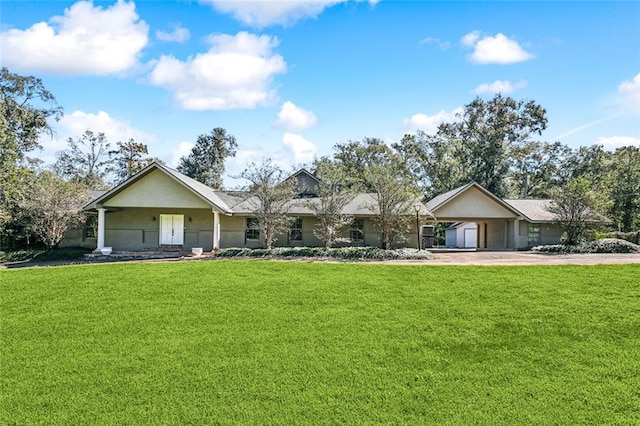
[290,168,321,198]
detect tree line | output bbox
[0,68,238,249]
[1,67,639,250]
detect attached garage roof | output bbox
[503,199,556,222]
[425,182,522,221]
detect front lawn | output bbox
[1,262,639,424]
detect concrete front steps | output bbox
[85,248,213,261]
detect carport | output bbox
[425,182,526,250]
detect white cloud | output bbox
[461,32,533,65]
[473,80,527,95]
[171,141,195,167]
[37,110,155,164]
[225,148,293,188]
[200,0,343,28]
[0,0,148,75]
[275,101,318,130]
[283,133,317,163]
[149,31,287,110]
[156,23,190,43]
[401,108,463,134]
[595,136,640,149]
[58,111,154,145]
[617,73,640,114]
[460,30,480,47]
[419,37,450,50]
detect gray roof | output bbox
[84,163,428,217]
[503,199,556,222]
[214,192,428,216]
[161,164,232,213]
[90,190,108,199]
[425,184,470,212]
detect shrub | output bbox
[583,238,640,253]
[215,246,434,261]
[0,247,92,263]
[532,238,640,254]
[599,231,640,245]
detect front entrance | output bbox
[159,214,184,245]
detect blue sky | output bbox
[2,0,639,186]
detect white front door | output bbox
[159,214,184,245]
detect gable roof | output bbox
[83,162,430,217]
[291,168,321,184]
[425,182,523,219]
[84,162,232,213]
[503,199,556,222]
[214,192,428,216]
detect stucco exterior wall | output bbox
[102,207,215,251]
[539,224,563,245]
[58,226,96,249]
[77,205,420,251]
[104,169,211,209]
[434,187,517,220]
[516,221,529,248]
[221,216,388,248]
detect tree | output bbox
[55,130,111,188]
[240,160,298,249]
[561,144,610,184]
[328,137,411,192]
[605,146,640,232]
[306,160,358,248]
[178,127,238,189]
[547,177,603,245]
[1,68,62,248]
[509,141,571,198]
[19,170,91,249]
[437,94,548,197]
[108,138,153,184]
[364,165,421,249]
[393,131,467,199]
[0,67,62,161]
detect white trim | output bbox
[97,208,105,250]
[213,211,220,249]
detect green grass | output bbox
[1,262,639,424]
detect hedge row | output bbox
[600,231,640,245]
[215,246,434,261]
[532,238,640,254]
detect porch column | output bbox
[97,208,106,250]
[213,211,220,250]
[513,219,520,250]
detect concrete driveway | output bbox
[425,251,640,266]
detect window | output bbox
[245,218,260,241]
[350,218,364,242]
[289,217,303,241]
[528,224,540,246]
[84,215,98,239]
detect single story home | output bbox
[426,182,565,250]
[62,162,426,252]
[61,163,580,252]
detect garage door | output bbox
[464,228,477,248]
